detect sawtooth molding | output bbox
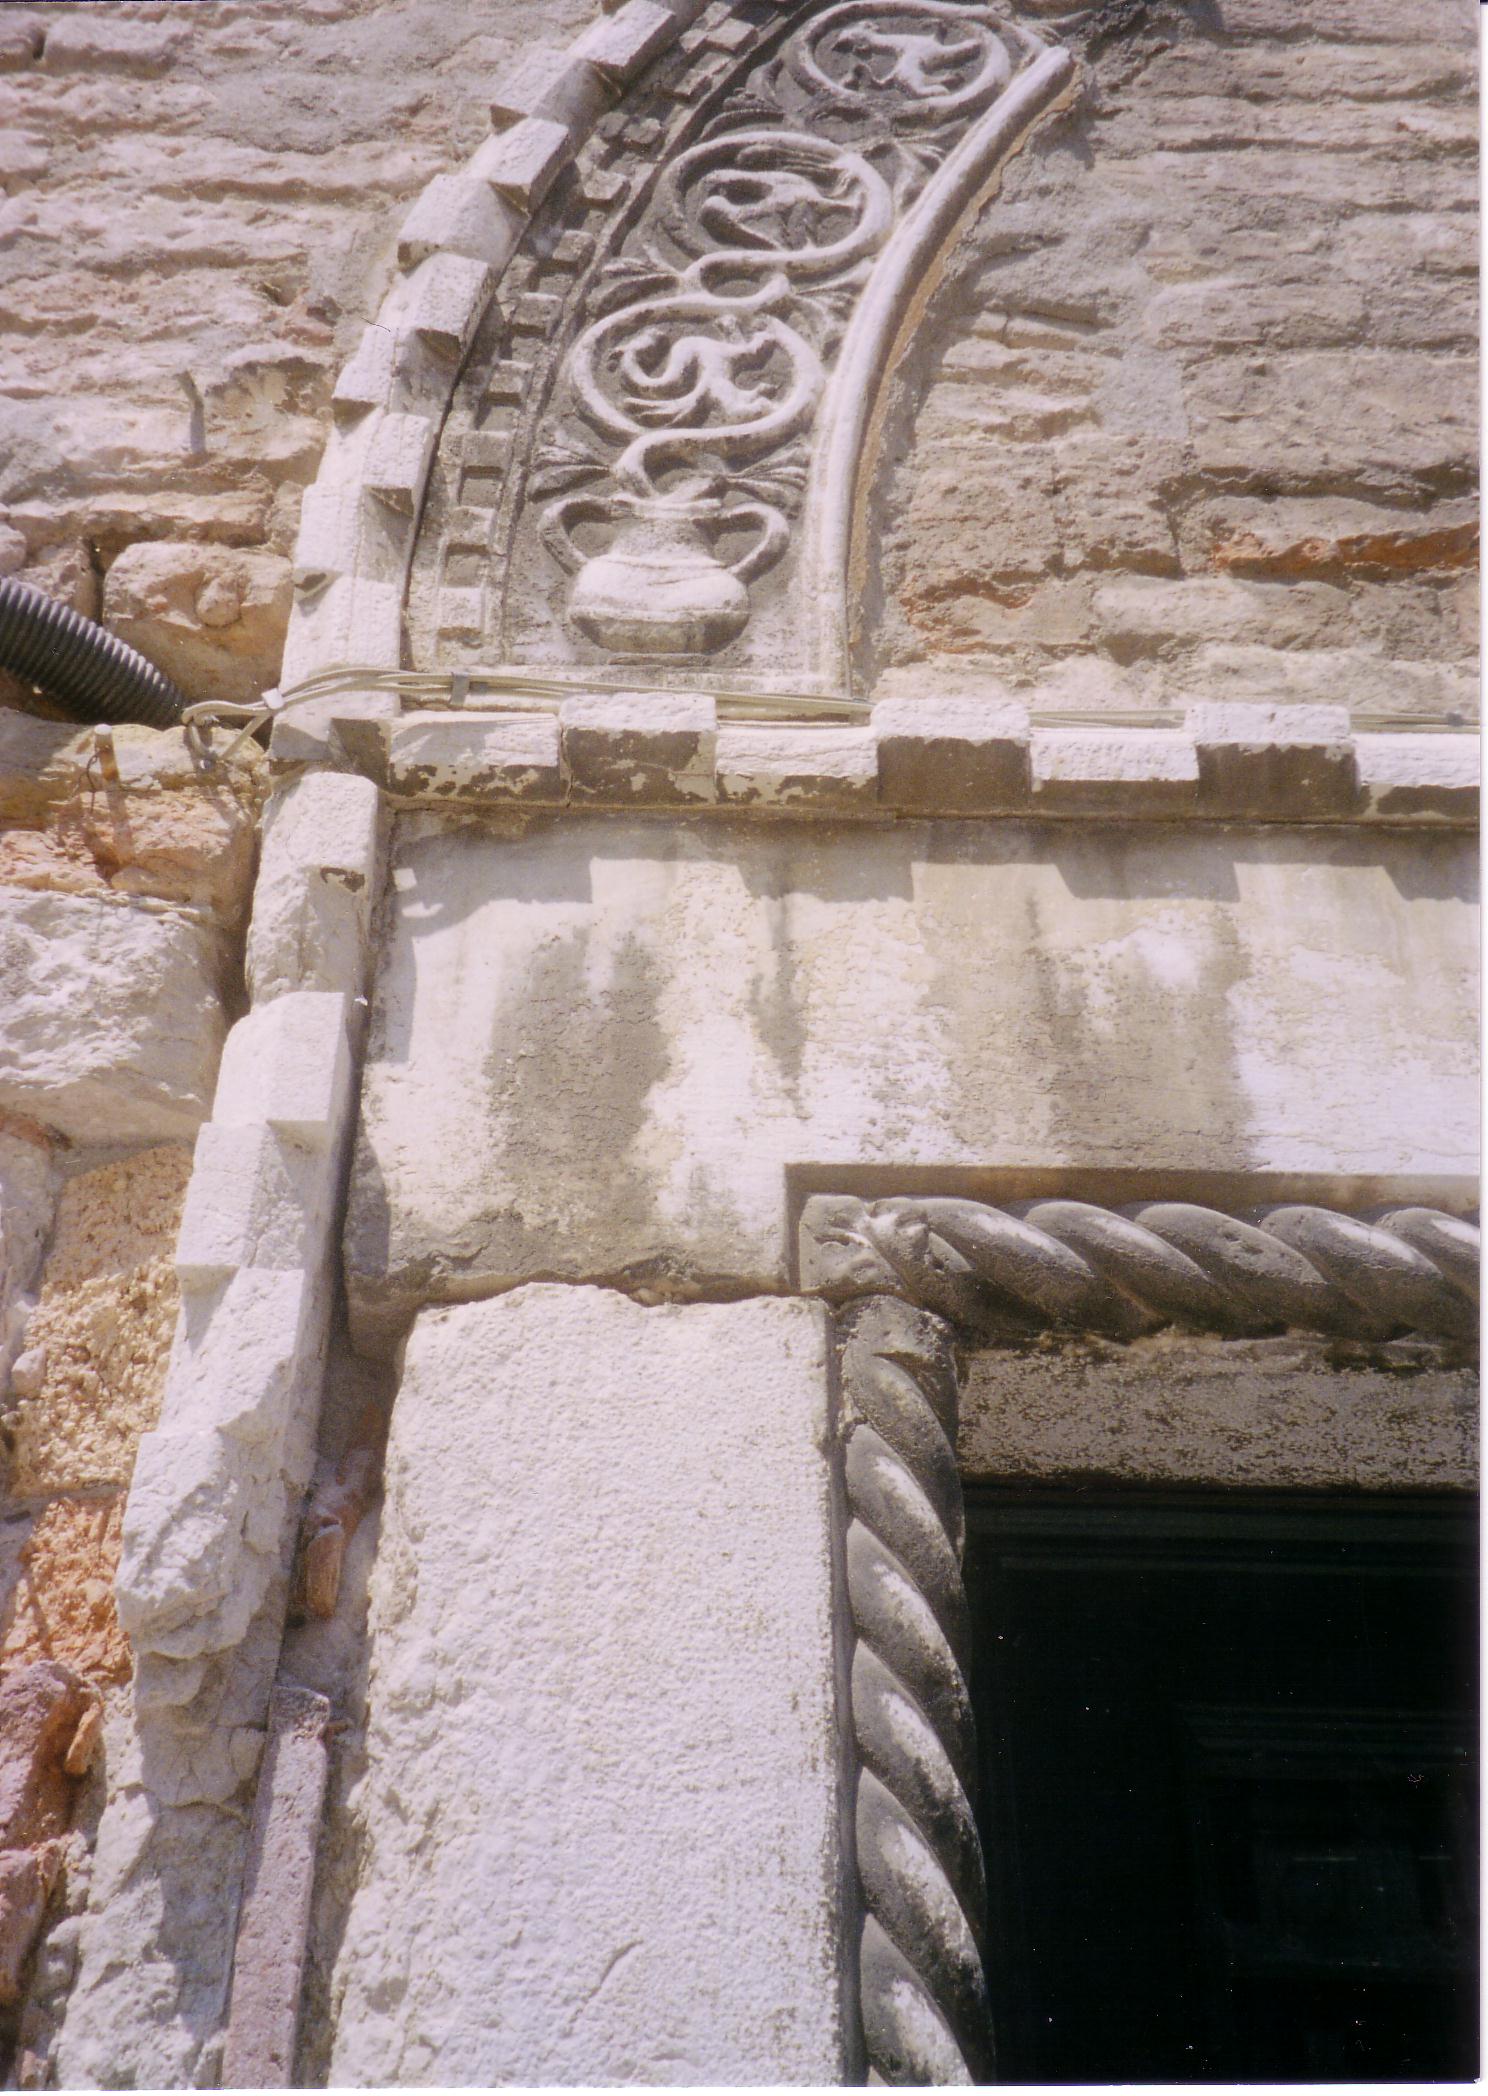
[329,695,1477,826]
[275,0,1080,750]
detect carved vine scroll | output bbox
[418,0,1074,690]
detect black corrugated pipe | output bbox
[0,573,187,729]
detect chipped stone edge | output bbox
[302,701,1481,828]
[273,0,714,765]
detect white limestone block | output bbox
[873,694,1030,813]
[211,992,352,1147]
[362,411,437,515]
[715,723,879,812]
[278,573,403,688]
[469,116,571,212]
[289,474,363,594]
[573,0,678,87]
[396,174,523,270]
[1356,732,1479,823]
[1188,700,1358,818]
[402,251,493,362]
[174,1123,326,1285]
[328,1286,847,2087]
[157,1270,311,1450]
[489,46,610,137]
[561,689,716,804]
[116,1428,254,1643]
[246,772,384,1003]
[331,324,396,422]
[347,818,1479,1342]
[385,712,562,802]
[0,890,223,1143]
[1032,726,1200,815]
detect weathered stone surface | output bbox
[960,1333,1478,1492]
[347,815,1478,1347]
[0,891,224,1143]
[327,1286,845,2086]
[246,772,384,1004]
[383,712,563,804]
[561,691,716,806]
[0,1116,54,1397]
[222,1686,331,2090]
[0,786,257,918]
[870,0,1477,718]
[873,695,1030,815]
[0,1497,129,1686]
[102,541,293,709]
[54,1774,252,2091]
[4,1147,190,1498]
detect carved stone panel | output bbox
[410,0,1070,691]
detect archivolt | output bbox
[281,0,1074,714]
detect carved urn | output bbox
[550,485,784,657]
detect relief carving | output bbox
[505,0,1054,671]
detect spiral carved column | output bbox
[838,1294,990,2086]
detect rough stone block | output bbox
[0,1119,55,1388]
[331,325,396,423]
[1032,727,1200,816]
[1188,702,1359,819]
[42,16,186,73]
[715,724,879,814]
[561,691,717,804]
[347,819,1477,1335]
[174,1124,325,1287]
[115,1429,252,1645]
[384,712,563,803]
[278,570,402,689]
[102,540,293,712]
[0,891,223,1144]
[872,694,1030,813]
[211,993,352,1148]
[327,1287,846,2087]
[572,0,678,87]
[157,1270,311,1450]
[396,175,523,271]
[489,46,611,137]
[0,1495,130,1685]
[1356,733,1479,824]
[469,116,571,213]
[362,412,437,515]
[0,715,85,823]
[246,772,384,1004]
[402,252,493,362]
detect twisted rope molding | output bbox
[839,1296,990,2086]
[824,1190,1477,2082]
[804,1194,1480,1344]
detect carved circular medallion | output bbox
[656,127,893,279]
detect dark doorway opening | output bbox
[964,1491,1478,2084]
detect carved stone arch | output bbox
[283,0,1075,711]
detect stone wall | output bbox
[870,0,1477,718]
[0,0,587,707]
[0,719,260,2083]
[0,0,1476,2084]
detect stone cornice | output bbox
[801,1193,1480,1343]
[271,692,1479,829]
